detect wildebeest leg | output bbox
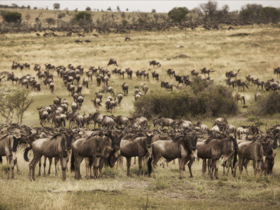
[55,157,59,176]
[99,158,104,177]
[38,157,42,176]
[187,157,195,178]
[94,157,101,178]
[138,157,143,175]
[85,158,90,178]
[202,159,206,176]
[213,159,219,179]
[179,157,186,179]
[6,155,11,179]
[133,156,136,165]
[43,156,47,176]
[60,156,67,181]
[47,157,52,175]
[208,159,214,179]
[31,154,42,181]
[243,159,249,174]
[238,157,244,176]
[126,157,131,177]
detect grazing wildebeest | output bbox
[151,71,159,80]
[161,82,173,91]
[101,116,115,129]
[120,131,154,176]
[117,93,123,105]
[225,69,240,78]
[245,75,254,85]
[274,67,280,78]
[89,112,104,128]
[153,118,176,130]
[108,59,118,67]
[126,68,133,79]
[201,67,215,77]
[150,60,161,67]
[236,126,259,138]
[24,130,74,181]
[197,135,238,179]
[121,83,129,96]
[125,37,130,41]
[174,120,193,130]
[254,92,261,101]
[166,69,175,77]
[0,131,21,179]
[191,69,199,76]
[83,78,89,88]
[148,131,198,179]
[226,78,236,88]
[235,93,245,105]
[71,130,122,179]
[142,83,148,94]
[236,79,249,92]
[114,116,129,128]
[253,78,264,90]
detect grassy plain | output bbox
[1,21,280,209]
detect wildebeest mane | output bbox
[0,134,9,141]
[50,133,64,140]
[173,135,184,142]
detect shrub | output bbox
[249,92,280,116]
[134,83,238,120]
[3,12,22,23]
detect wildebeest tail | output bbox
[24,146,32,162]
[147,157,152,175]
[0,156,2,164]
[70,151,75,172]
[232,137,238,167]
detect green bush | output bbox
[134,82,238,119]
[249,92,280,116]
[3,12,22,23]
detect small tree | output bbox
[199,0,218,21]
[3,12,22,23]
[53,3,60,10]
[168,7,189,23]
[117,6,120,12]
[75,11,92,21]
[151,9,156,13]
[107,7,112,12]
[86,6,91,11]
[0,86,33,124]
[45,18,55,26]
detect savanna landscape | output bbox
[1,2,280,210]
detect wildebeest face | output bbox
[261,139,270,156]
[190,136,197,151]
[146,132,153,148]
[65,132,73,150]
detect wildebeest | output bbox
[142,83,148,94]
[153,118,176,130]
[150,60,161,67]
[0,131,21,179]
[235,93,245,105]
[151,71,159,80]
[121,131,154,176]
[24,130,74,181]
[234,135,276,176]
[197,134,238,179]
[121,83,129,96]
[201,67,215,77]
[161,82,173,91]
[89,112,104,128]
[148,131,198,179]
[108,59,118,67]
[117,93,123,105]
[236,79,249,92]
[71,130,122,179]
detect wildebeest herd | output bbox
[0,60,279,182]
[0,116,279,181]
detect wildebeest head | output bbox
[261,138,270,156]
[106,130,123,167]
[62,130,74,151]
